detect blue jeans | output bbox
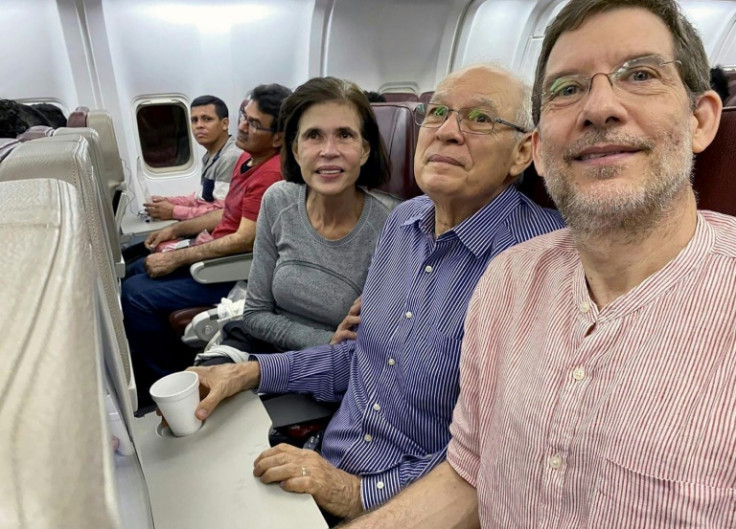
[121,258,234,402]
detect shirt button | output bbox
[376,481,384,490]
[424,265,433,273]
[579,302,591,313]
[405,311,413,319]
[388,358,396,366]
[548,454,562,469]
[572,367,586,381]
[364,434,373,443]
[372,403,381,412]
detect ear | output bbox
[690,90,722,154]
[508,132,534,178]
[531,128,546,178]
[359,138,371,166]
[272,132,285,150]
[222,117,229,130]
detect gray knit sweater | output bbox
[241,181,392,351]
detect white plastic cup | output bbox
[149,371,202,437]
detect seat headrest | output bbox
[372,102,423,200]
[67,106,90,128]
[692,106,736,216]
[381,92,419,103]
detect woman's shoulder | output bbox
[263,180,303,204]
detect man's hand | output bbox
[330,295,363,345]
[187,362,260,420]
[145,226,177,251]
[144,196,175,220]
[144,252,181,278]
[254,443,363,518]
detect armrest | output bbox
[189,252,253,284]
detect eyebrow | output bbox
[428,94,499,111]
[300,126,359,137]
[543,52,669,86]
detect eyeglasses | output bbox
[238,110,271,133]
[541,54,683,109]
[413,103,528,135]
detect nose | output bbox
[320,135,339,157]
[434,111,464,143]
[238,118,249,134]
[577,74,627,129]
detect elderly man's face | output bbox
[414,67,529,211]
[532,7,704,234]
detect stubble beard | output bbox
[541,128,694,243]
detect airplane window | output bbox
[136,103,192,170]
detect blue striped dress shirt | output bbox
[254,186,564,510]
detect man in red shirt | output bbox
[122,84,292,403]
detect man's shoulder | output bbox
[701,210,736,259]
[386,194,432,223]
[492,227,577,273]
[220,137,243,162]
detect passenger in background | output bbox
[188,65,563,520]
[196,77,392,364]
[343,1,732,527]
[144,95,242,221]
[710,65,731,103]
[122,84,292,404]
[363,91,386,103]
[0,99,30,137]
[31,103,67,128]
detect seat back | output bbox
[381,92,419,103]
[372,102,423,200]
[0,139,20,163]
[55,127,124,274]
[0,136,134,401]
[67,106,126,200]
[692,106,736,216]
[0,178,120,529]
[419,91,434,104]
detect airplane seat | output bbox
[381,92,419,102]
[0,135,137,411]
[372,101,423,200]
[67,107,127,205]
[67,105,90,128]
[692,106,736,216]
[0,178,123,528]
[16,125,55,141]
[56,126,126,277]
[0,138,20,163]
[419,91,433,104]
[517,162,556,210]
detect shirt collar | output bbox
[401,186,523,259]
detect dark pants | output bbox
[121,257,235,404]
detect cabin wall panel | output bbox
[0,0,78,110]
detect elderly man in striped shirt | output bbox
[344,1,735,528]
[188,65,563,520]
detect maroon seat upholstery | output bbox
[381,92,419,103]
[692,106,736,216]
[67,106,90,128]
[372,102,423,200]
[519,107,736,216]
[419,91,434,104]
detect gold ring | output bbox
[301,466,307,477]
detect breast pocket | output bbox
[588,458,736,529]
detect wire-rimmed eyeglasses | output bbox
[238,109,271,134]
[413,103,528,135]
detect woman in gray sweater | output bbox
[202,77,393,361]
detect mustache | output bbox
[563,131,654,163]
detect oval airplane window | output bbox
[136,102,192,171]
